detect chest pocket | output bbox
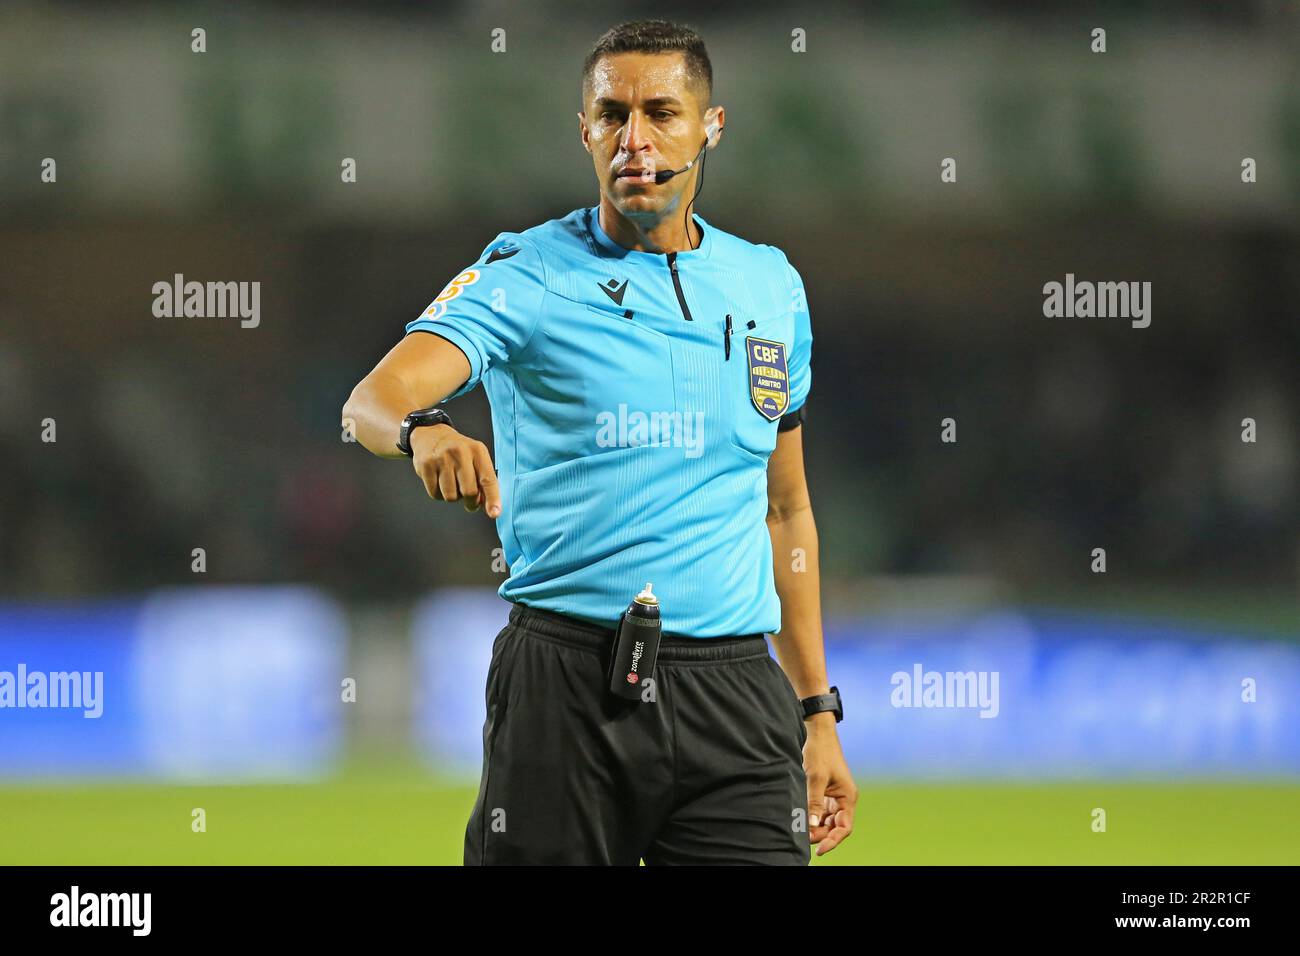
[727,312,795,461]
[580,304,679,455]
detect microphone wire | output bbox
[683,143,708,251]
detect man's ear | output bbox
[578,111,590,153]
[705,106,725,149]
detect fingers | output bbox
[808,794,836,843]
[413,430,500,518]
[452,446,479,510]
[812,789,858,856]
[807,772,827,832]
[435,458,459,502]
[815,807,854,856]
[472,444,502,518]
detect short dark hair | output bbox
[581,19,713,107]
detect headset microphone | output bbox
[652,121,720,184]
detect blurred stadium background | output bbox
[1,0,1297,864]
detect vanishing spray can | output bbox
[606,582,662,701]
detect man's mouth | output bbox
[616,168,655,181]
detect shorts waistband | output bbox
[507,602,770,663]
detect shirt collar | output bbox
[587,205,714,262]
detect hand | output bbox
[804,714,857,857]
[410,424,501,517]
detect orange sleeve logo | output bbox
[424,269,481,318]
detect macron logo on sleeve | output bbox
[485,244,520,264]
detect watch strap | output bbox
[800,686,842,722]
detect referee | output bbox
[344,19,857,865]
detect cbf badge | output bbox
[746,336,790,421]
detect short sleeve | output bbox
[404,234,546,401]
[784,254,812,415]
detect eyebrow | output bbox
[592,96,684,110]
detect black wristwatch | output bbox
[800,686,843,723]
[397,406,454,457]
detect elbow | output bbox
[343,371,376,419]
[766,499,811,525]
[341,380,370,442]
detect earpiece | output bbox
[703,108,723,148]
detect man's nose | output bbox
[619,110,652,153]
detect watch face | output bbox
[413,409,450,428]
[400,409,451,455]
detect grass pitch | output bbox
[2,760,1295,865]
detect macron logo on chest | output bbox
[598,278,629,306]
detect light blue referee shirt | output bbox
[404,205,812,638]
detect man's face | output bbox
[580,52,719,220]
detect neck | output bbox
[598,196,702,254]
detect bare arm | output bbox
[342,332,500,516]
[766,424,830,702]
[766,423,857,856]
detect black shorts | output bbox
[464,601,810,865]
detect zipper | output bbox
[724,314,732,360]
[666,252,694,321]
